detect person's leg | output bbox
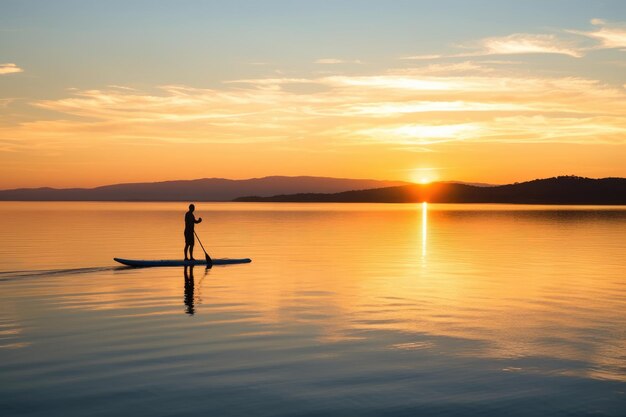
[185,230,194,260]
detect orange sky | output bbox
[1,2,625,188]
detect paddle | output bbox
[193,231,213,268]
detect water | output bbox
[1,202,625,416]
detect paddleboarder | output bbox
[184,204,203,261]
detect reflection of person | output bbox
[184,204,203,261]
[184,265,195,315]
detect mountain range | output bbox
[1,176,624,205]
[0,176,409,201]
[235,176,626,205]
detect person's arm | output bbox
[195,216,202,224]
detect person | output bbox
[184,204,202,261]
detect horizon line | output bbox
[2,174,625,192]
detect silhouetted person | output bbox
[184,265,195,315]
[184,203,202,261]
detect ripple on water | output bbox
[0,203,625,416]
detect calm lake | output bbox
[1,202,625,416]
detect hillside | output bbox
[234,176,626,205]
[0,176,410,201]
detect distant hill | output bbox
[0,176,410,201]
[441,181,497,187]
[234,176,626,205]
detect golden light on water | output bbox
[1,4,626,414]
[421,202,428,258]
[2,202,625,383]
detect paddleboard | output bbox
[114,258,251,267]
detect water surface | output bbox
[1,202,625,416]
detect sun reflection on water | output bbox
[1,202,626,391]
[421,202,428,258]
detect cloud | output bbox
[2,62,625,152]
[357,123,483,145]
[400,54,443,60]
[314,58,362,64]
[581,19,626,49]
[106,85,138,91]
[400,61,498,75]
[345,101,532,117]
[0,63,23,75]
[478,34,584,57]
[404,33,586,60]
[403,20,625,63]
[226,77,315,87]
[476,115,626,144]
[323,74,458,91]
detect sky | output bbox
[1,0,625,188]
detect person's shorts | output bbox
[184,230,194,245]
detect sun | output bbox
[411,168,437,184]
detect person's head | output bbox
[189,203,195,212]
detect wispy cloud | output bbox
[400,54,443,61]
[478,34,584,57]
[401,35,585,61]
[358,123,483,145]
[2,62,625,152]
[571,19,626,49]
[405,20,626,60]
[0,63,23,75]
[106,85,138,91]
[314,58,362,64]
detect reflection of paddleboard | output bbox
[114,258,251,267]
